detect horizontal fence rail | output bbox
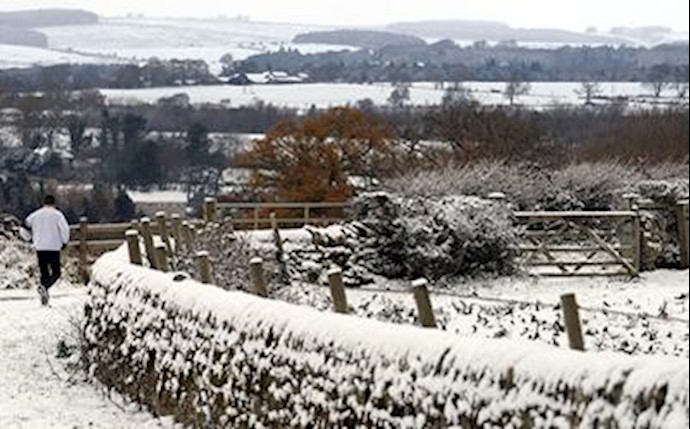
[210,200,352,229]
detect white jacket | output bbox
[25,207,70,251]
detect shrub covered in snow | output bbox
[0,237,37,289]
[386,162,690,269]
[178,193,518,292]
[84,251,690,428]
[385,161,688,212]
[349,192,519,278]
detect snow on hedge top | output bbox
[91,246,689,427]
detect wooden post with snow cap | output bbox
[155,211,172,256]
[327,267,349,314]
[560,293,585,351]
[125,229,142,265]
[78,216,89,282]
[249,257,268,297]
[180,221,192,251]
[195,251,213,284]
[130,219,140,234]
[487,192,506,203]
[270,212,284,256]
[677,200,689,269]
[170,214,182,255]
[155,243,169,272]
[203,197,218,223]
[412,278,437,328]
[140,217,159,269]
[632,203,642,274]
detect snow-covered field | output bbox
[1,17,349,72]
[100,81,687,109]
[0,286,176,428]
[0,44,124,70]
[35,17,348,74]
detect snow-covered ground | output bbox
[100,81,688,109]
[245,228,690,357]
[0,286,176,428]
[1,17,350,72]
[0,44,125,70]
[34,17,348,74]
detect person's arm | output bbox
[58,212,70,247]
[25,211,35,229]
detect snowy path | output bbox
[0,286,176,429]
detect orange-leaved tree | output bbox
[240,107,398,205]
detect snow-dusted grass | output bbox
[0,238,37,289]
[0,287,176,428]
[85,247,689,427]
[284,270,690,358]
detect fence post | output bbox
[222,216,235,232]
[203,197,218,223]
[140,217,159,269]
[155,244,169,272]
[560,293,585,351]
[270,212,289,284]
[632,204,642,274]
[155,211,172,256]
[188,224,197,248]
[677,200,689,269]
[170,214,182,255]
[412,278,437,328]
[304,205,310,226]
[195,251,213,284]
[78,216,89,282]
[249,257,268,297]
[130,219,140,234]
[125,229,142,265]
[327,268,349,314]
[180,221,192,251]
[253,206,260,230]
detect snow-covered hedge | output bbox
[385,161,688,212]
[348,192,519,279]
[83,248,689,428]
[0,237,36,289]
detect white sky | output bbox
[1,0,688,32]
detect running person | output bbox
[25,195,70,306]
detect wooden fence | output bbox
[514,210,641,277]
[68,198,689,281]
[209,199,351,229]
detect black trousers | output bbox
[37,251,62,290]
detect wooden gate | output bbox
[514,211,640,277]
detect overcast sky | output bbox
[2,0,689,32]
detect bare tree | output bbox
[388,82,411,109]
[673,82,689,100]
[644,81,671,98]
[574,81,603,105]
[644,64,672,98]
[503,79,531,106]
[219,53,235,76]
[442,82,473,106]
